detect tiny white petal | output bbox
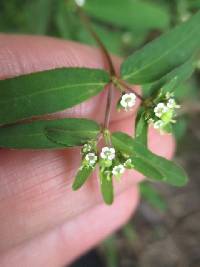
[167,98,175,108]
[127,101,135,107]
[148,118,154,124]
[154,120,164,129]
[120,99,127,108]
[74,0,85,7]
[154,102,168,118]
[120,93,136,110]
[124,158,133,168]
[124,159,132,165]
[82,143,92,153]
[102,147,110,153]
[112,164,125,176]
[108,154,115,161]
[167,98,181,109]
[85,153,97,165]
[100,147,115,160]
[100,152,106,159]
[110,148,115,154]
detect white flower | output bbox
[165,92,174,99]
[85,153,97,166]
[153,120,164,129]
[167,98,180,109]
[124,159,132,165]
[120,93,136,111]
[167,98,176,108]
[124,158,134,168]
[112,164,125,176]
[148,118,154,124]
[74,0,85,7]
[100,147,115,161]
[82,143,92,153]
[154,102,168,118]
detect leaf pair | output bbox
[111,132,188,187]
[72,162,114,205]
[1,9,198,206]
[73,130,188,205]
[1,11,200,129]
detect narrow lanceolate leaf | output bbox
[135,112,148,147]
[121,11,200,84]
[100,171,114,205]
[143,59,195,98]
[149,59,195,96]
[0,118,100,149]
[72,166,94,190]
[111,132,188,186]
[84,0,170,31]
[0,68,110,125]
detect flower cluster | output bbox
[80,141,98,169]
[120,93,136,111]
[99,146,134,181]
[82,143,92,153]
[148,93,180,132]
[80,142,135,182]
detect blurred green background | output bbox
[1,0,200,266]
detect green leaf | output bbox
[72,166,93,190]
[46,128,99,147]
[140,182,167,211]
[111,132,188,186]
[121,11,200,84]
[25,0,52,34]
[0,118,100,149]
[142,59,195,98]
[0,68,109,125]
[135,112,148,146]
[84,0,170,31]
[188,0,200,9]
[100,171,114,205]
[132,157,163,180]
[172,117,188,141]
[152,59,195,95]
[54,0,79,39]
[101,236,119,267]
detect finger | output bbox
[0,34,142,253]
[0,186,139,267]
[0,35,175,253]
[0,117,138,253]
[0,117,174,253]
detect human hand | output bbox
[0,35,175,267]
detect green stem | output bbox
[103,127,112,146]
[76,5,116,76]
[76,5,116,138]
